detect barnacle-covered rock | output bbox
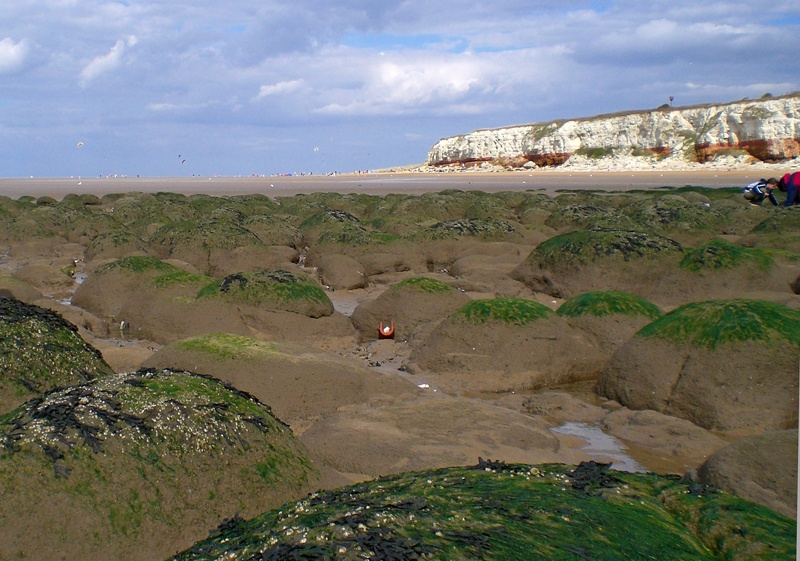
[0,368,319,561]
[0,297,113,414]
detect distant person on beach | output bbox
[777,172,800,206]
[742,178,779,206]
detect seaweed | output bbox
[454,298,554,325]
[391,277,454,294]
[169,462,796,561]
[557,291,662,320]
[637,299,800,349]
[679,240,774,272]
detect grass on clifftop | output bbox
[557,291,663,320]
[169,461,796,561]
[637,299,800,349]
[454,298,554,325]
[679,240,774,272]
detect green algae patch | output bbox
[621,195,727,236]
[454,298,554,326]
[680,240,774,272]
[411,218,519,241]
[170,461,796,561]
[637,299,800,349]
[299,210,394,245]
[544,204,639,231]
[0,368,316,558]
[96,255,180,275]
[197,270,333,317]
[0,298,114,413]
[557,291,663,320]
[175,334,280,361]
[152,270,214,289]
[530,229,683,269]
[391,277,454,294]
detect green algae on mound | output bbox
[454,298,554,326]
[557,291,663,320]
[637,299,800,349]
[170,461,796,561]
[0,298,114,409]
[412,218,519,241]
[96,255,180,274]
[152,270,214,289]
[0,368,314,546]
[679,239,774,272]
[175,333,280,361]
[391,277,454,294]
[197,270,331,307]
[530,229,684,269]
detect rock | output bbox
[601,409,729,471]
[521,391,607,424]
[410,298,603,393]
[350,276,470,342]
[697,429,798,519]
[316,253,368,290]
[597,299,800,433]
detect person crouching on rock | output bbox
[777,172,800,206]
[743,178,779,206]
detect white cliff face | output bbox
[426,95,800,167]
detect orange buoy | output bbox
[378,321,395,339]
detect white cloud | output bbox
[79,35,137,87]
[0,0,797,176]
[253,79,304,100]
[0,37,29,75]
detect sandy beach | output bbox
[0,169,784,199]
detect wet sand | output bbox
[0,169,774,199]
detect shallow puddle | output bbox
[550,421,647,473]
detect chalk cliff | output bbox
[426,94,800,168]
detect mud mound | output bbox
[0,297,114,414]
[142,333,418,431]
[697,429,798,519]
[409,298,602,392]
[350,277,470,341]
[84,230,150,262]
[0,274,43,303]
[199,270,333,318]
[511,228,684,298]
[544,204,639,232]
[148,219,265,275]
[170,461,796,561]
[679,239,774,272]
[382,190,490,221]
[597,299,800,432]
[0,368,318,561]
[557,290,663,320]
[300,395,565,477]
[72,256,193,320]
[411,217,522,242]
[242,214,303,247]
[299,210,384,246]
[556,291,663,366]
[315,253,368,290]
[620,194,728,243]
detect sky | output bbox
[1,1,798,178]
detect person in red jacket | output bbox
[777,172,800,206]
